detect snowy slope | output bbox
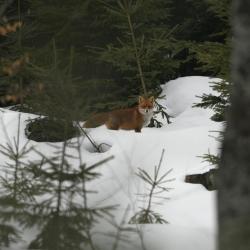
[0,76,223,250]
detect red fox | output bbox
[84,96,155,132]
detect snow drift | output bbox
[0,76,223,250]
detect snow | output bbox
[159,76,221,117]
[0,76,223,250]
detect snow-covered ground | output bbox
[0,76,223,250]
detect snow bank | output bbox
[159,76,221,117]
[0,76,223,250]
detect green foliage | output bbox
[129,149,174,224]
[93,0,183,111]
[0,114,34,201]
[189,0,232,122]
[129,209,167,224]
[188,0,231,168]
[199,129,223,167]
[149,98,172,127]
[0,114,35,247]
[0,112,115,249]
[0,224,21,247]
[190,41,230,79]
[25,117,80,142]
[0,0,233,123]
[206,0,232,24]
[24,141,114,250]
[0,0,234,247]
[22,42,90,123]
[194,79,231,121]
[201,152,220,166]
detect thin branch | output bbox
[123,1,147,96]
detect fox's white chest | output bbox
[142,112,153,126]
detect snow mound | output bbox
[82,127,113,153]
[159,76,221,117]
[0,76,223,250]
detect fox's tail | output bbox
[83,112,109,128]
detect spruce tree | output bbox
[25,141,114,250]
[1,0,186,123]
[185,0,232,170]
[92,0,183,111]
[0,114,33,247]
[0,119,114,249]
[191,0,232,122]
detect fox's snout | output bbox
[138,96,155,116]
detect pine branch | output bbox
[129,149,174,224]
[124,3,147,96]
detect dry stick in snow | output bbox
[76,122,101,153]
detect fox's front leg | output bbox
[135,127,141,133]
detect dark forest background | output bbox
[0,0,231,122]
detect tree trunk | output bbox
[218,1,250,250]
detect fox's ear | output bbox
[138,96,144,103]
[149,96,155,103]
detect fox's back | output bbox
[106,107,143,130]
[84,112,109,128]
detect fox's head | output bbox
[138,96,154,115]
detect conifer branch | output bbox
[120,0,148,96]
[126,12,147,96]
[129,149,174,224]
